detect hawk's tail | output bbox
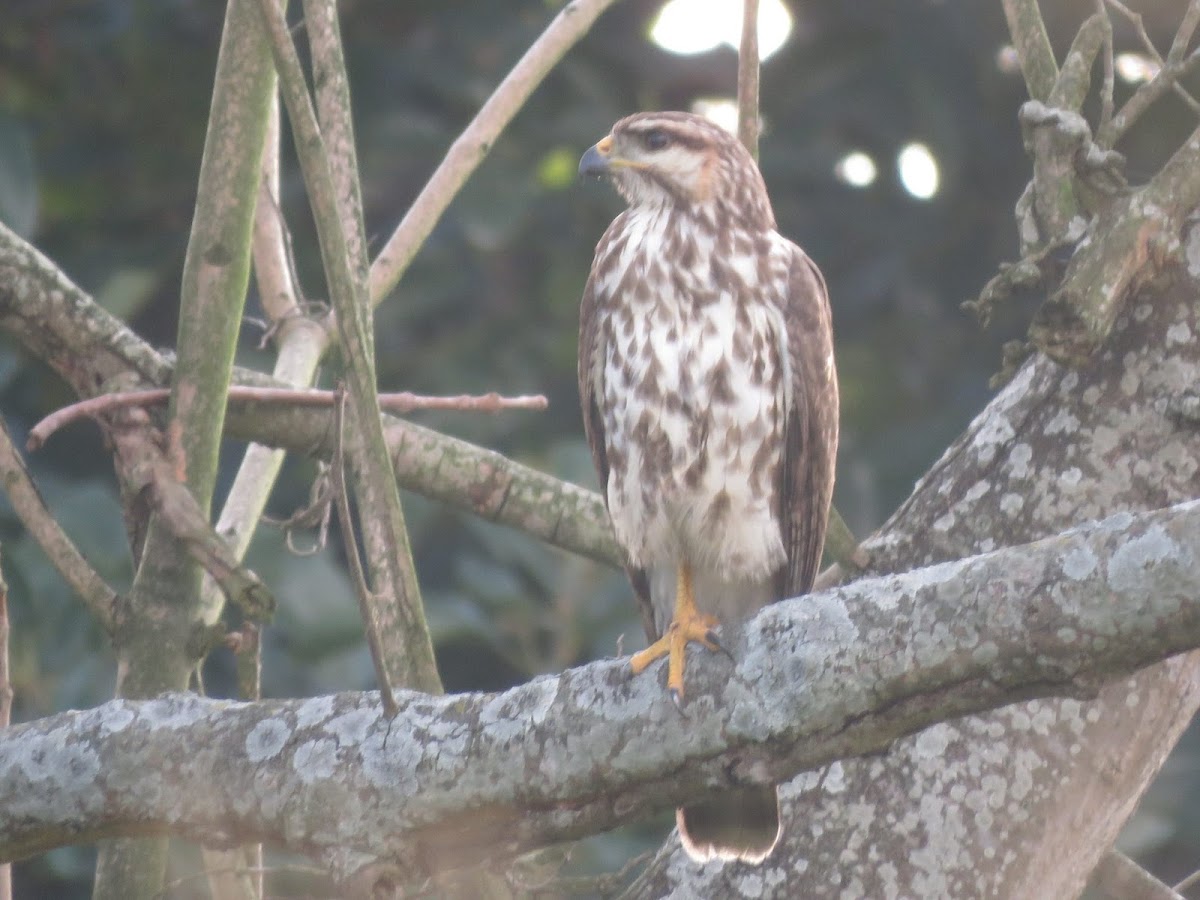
[677,786,781,864]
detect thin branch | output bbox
[27,387,548,450]
[5,497,1200,876]
[105,410,275,623]
[367,0,622,306]
[261,0,441,694]
[0,419,117,631]
[1091,849,1185,900]
[1105,0,1200,114]
[1100,48,1200,146]
[1002,0,1059,102]
[331,386,399,718]
[251,96,301,324]
[1096,0,1116,136]
[1168,0,1200,67]
[1175,866,1200,892]
[161,864,329,899]
[733,0,869,574]
[737,0,761,159]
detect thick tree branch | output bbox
[3,497,1200,885]
[0,220,617,568]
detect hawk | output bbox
[577,111,838,863]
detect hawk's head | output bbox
[579,111,774,230]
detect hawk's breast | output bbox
[595,210,792,582]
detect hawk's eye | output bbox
[641,129,671,151]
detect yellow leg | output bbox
[629,565,722,703]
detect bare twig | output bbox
[737,0,761,159]
[0,419,117,631]
[1101,48,1200,146]
[367,0,622,305]
[1105,0,1200,114]
[277,466,335,555]
[734,0,865,572]
[513,850,650,898]
[1168,0,1200,67]
[252,98,301,324]
[262,0,442,696]
[1091,849,1185,900]
[1175,866,1200,892]
[331,387,399,718]
[28,387,548,450]
[1096,0,1116,136]
[159,864,329,899]
[106,410,275,623]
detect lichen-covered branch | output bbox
[0,220,617,568]
[631,214,1200,897]
[1002,0,1058,102]
[1028,122,1200,365]
[3,497,1200,885]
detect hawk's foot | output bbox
[629,564,727,704]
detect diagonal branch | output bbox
[3,497,1200,884]
[259,0,442,694]
[737,0,761,159]
[366,0,623,305]
[0,218,618,572]
[1002,0,1058,102]
[0,419,118,631]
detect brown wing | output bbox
[578,214,657,641]
[775,243,839,601]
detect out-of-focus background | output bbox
[2,0,1198,895]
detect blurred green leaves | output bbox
[0,112,36,237]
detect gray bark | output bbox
[3,493,1200,889]
[626,236,1200,897]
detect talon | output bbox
[670,687,688,716]
[628,564,724,703]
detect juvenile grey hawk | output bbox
[577,111,838,863]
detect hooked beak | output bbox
[579,135,614,177]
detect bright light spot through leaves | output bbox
[897,142,939,200]
[692,98,740,134]
[1115,52,1160,84]
[835,150,877,188]
[650,0,794,60]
